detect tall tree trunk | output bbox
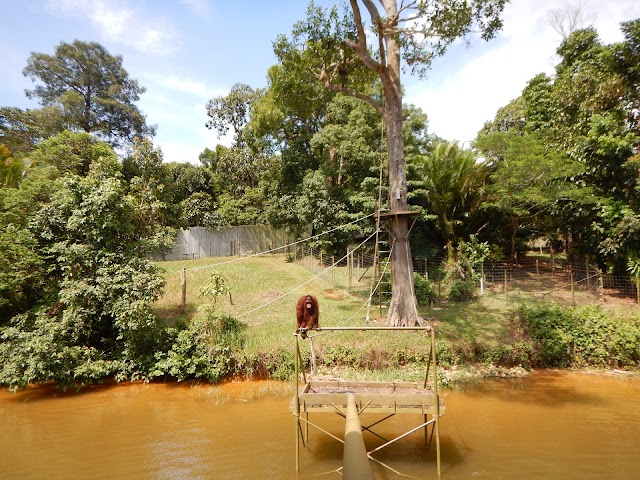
[383,63,420,327]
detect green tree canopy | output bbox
[22,40,155,149]
[276,0,507,326]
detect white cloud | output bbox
[141,73,225,100]
[179,0,214,22]
[147,100,235,164]
[45,0,178,55]
[155,124,234,165]
[405,0,640,143]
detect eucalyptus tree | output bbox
[22,40,155,149]
[277,0,507,325]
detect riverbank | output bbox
[150,255,640,386]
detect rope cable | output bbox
[236,229,379,319]
[309,239,395,339]
[180,212,375,273]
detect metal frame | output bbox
[291,326,443,478]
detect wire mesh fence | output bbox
[290,245,640,308]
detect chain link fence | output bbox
[290,244,640,308]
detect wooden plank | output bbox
[297,405,443,415]
[308,381,425,389]
[297,393,438,406]
[291,380,445,416]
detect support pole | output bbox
[309,336,318,376]
[504,269,508,303]
[348,248,352,291]
[343,393,374,480]
[180,268,187,311]
[431,328,442,480]
[294,334,300,472]
[599,272,604,302]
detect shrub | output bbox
[413,273,435,305]
[448,278,475,302]
[514,304,640,368]
[435,340,458,367]
[154,306,245,382]
[262,347,296,381]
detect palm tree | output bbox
[413,141,488,254]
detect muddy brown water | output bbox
[1,371,639,479]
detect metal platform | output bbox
[290,380,444,415]
[290,326,444,478]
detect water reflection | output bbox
[1,372,638,479]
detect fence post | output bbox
[181,268,187,311]
[348,248,352,291]
[636,279,640,305]
[599,273,604,302]
[504,269,508,295]
[571,272,575,306]
[536,259,539,275]
[332,256,335,283]
[586,259,590,287]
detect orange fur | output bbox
[295,294,319,338]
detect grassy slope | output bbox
[155,255,375,351]
[154,254,640,381]
[154,255,516,378]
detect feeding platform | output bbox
[291,380,443,415]
[290,326,444,478]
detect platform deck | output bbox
[290,380,445,415]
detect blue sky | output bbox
[2,0,639,164]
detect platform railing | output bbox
[292,325,442,479]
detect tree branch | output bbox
[348,0,383,73]
[361,0,382,23]
[397,0,418,17]
[324,82,384,115]
[35,60,85,98]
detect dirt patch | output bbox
[322,289,344,300]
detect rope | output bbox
[181,212,375,273]
[309,239,394,339]
[236,229,379,319]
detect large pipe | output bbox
[343,393,374,480]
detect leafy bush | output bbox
[261,347,295,380]
[413,273,435,305]
[515,304,640,368]
[154,306,245,382]
[479,341,537,369]
[0,311,118,390]
[435,340,458,367]
[448,278,475,302]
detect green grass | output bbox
[153,254,640,381]
[154,254,444,381]
[155,254,378,354]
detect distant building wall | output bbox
[163,225,290,260]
